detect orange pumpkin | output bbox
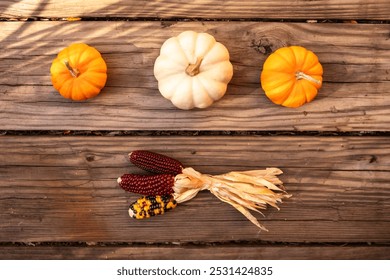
[260,46,323,108]
[50,43,107,101]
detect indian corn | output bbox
[118,174,175,195]
[129,150,183,175]
[119,150,291,231]
[129,195,177,219]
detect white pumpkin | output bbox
[154,31,234,110]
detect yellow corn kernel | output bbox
[129,195,177,219]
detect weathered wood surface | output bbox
[1,0,390,20]
[1,136,389,246]
[1,0,389,261]
[1,21,389,131]
[2,245,389,260]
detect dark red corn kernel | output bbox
[117,174,175,195]
[129,150,183,175]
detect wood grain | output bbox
[1,0,390,20]
[0,21,389,131]
[1,245,389,260]
[0,136,389,243]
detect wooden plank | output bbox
[1,0,390,20]
[0,136,389,243]
[1,245,389,260]
[0,21,389,131]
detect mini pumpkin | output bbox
[50,43,107,101]
[261,46,323,108]
[154,31,233,110]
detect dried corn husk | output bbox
[173,167,291,231]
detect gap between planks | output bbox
[1,17,390,25]
[1,130,390,137]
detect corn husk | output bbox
[173,167,291,231]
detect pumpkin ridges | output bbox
[51,43,107,101]
[74,43,94,68]
[198,61,233,83]
[78,54,106,75]
[178,31,198,62]
[154,56,185,81]
[261,71,293,90]
[64,44,84,73]
[154,31,233,109]
[70,80,79,100]
[295,82,307,106]
[197,76,227,101]
[160,54,188,68]
[178,35,195,63]
[290,46,307,71]
[171,78,195,109]
[76,83,89,100]
[302,81,318,102]
[284,46,297,67]
[202,43,231,67]
[158,74,187,100]
[262,75,295,105]
[52,71,70,90]
[278,47,296,67]
[78,79,100,99]
[78,46,100,65]
[305,63,323,76]
[72,80,88,101]
[265,52,293,72]
[195,32,216,59]
[264,80,295,105]
[160,38,189,65]
[198,58,228,70]
[191,76,214,108]
[58,78,73,99]
[79,56,105,69]
[295,47,309,72]
[282,82,305,108]
[80,72,107,89]
[300,51,320,72]
[264,81,294,98]
[68,45,83,70]
[261,46,323,108]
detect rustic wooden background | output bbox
[0,0,389,259]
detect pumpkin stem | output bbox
[185,57,203,77]
[64,60,80,78]
[296,71,321,85]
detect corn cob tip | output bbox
[117,177,122,184]
[128,207,136,218]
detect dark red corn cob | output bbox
[117,174,175,195]
[129,150,183,175]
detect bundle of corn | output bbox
[118,150,291,231]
